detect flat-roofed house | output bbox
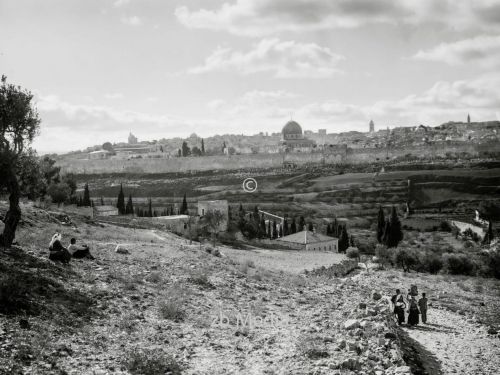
[277,230,338,252]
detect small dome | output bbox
[282,120,302,135]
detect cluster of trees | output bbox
[178,139,205,157]
[230,205,352,252]
[376,206,403,248]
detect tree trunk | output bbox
[0,171,21,248]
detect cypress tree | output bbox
[260,216,266,238]
[283,219,289,236]
[148,198,153,217]
[126,194,134,215]
[201,138,205,154]
[117,184,126,214]
[83,183,91,207]
[272,220,277,239]
[299,216,306,231]
[385,206,403,248]
[377,206,386,243]
[308,222,314,231]
[181,193,188,215]
[100,196,104,206]
[268,221,271,238]
[291,218,297,234]
[333,218,338,237]
[484,221,494,244]
[339,226,349,253]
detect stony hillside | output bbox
[1,203,499,374]
[0,203,410,375]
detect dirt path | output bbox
[399,308,500,375]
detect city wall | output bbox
[57,142,499,175]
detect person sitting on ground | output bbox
[49,233,71,263]
[68,238,95,260]
[418,292,428,324]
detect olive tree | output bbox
[0,76,41,247]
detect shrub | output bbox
[158,300,186,322]
[145,271,162,283]
[346,247,360,260]
[443,253,476,276]
[188,269,215,289]
[420,253,443,274]
[439,221,452,232]
[124,348,182,375]
[394,247,419,272]
[375,245,392,268]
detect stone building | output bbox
[277,229,338,251]
[281,120,316,152]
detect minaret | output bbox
[369,119,375,133]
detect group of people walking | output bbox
[391,287,428,327]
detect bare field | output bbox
[220,247,347,274]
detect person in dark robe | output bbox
[49,233,71,263]
[68,238,95,260]
[391,289,406,325]
[407,296,420,326]
[418,293,428,324]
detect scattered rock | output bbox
[343,319,360,330]
[487,327,498,335]
[371,291,382,301]
[384,332,397,340]
[115,245,130,254]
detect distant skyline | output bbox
[1,0,500,153]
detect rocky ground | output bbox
[355,270,500,375]
[1,203,499,374]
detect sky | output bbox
[1,0,500,153]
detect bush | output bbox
[439,221,452,232]
[158,300,186,321]
[420,253,444,274]
[394,247,419,272]
[375,245,392,268]
[346,247,360,260]
[443,253,476,276]
[124,348,182,375]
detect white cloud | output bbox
[104,92,124,99]
[413,35,500,69]
[189,38,344,78]
[113,0,131,7]
[121,15,142,26]
[175,0,500,36]
[206,75,500,132]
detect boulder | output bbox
[371,291,382,301]
[343,319,360,330]
[384,332,397,340]
[115,245,130,254]
[487,327,498,335]
[395,365,412,373]
[358,302,367,309]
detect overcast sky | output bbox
[1,0,500,153]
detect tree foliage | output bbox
[0,75,41,246]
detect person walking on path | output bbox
[391,289,406,325]
[418,293,428,324]
[407,295,420,326]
